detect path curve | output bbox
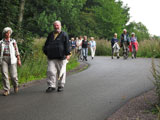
[0,56,155,120]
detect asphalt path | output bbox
[0,56,157,120]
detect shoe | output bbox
[57,86,64,92]
[92,57,93,59]
[46,87,56,93]
[85,57,87,61]
[14,86,18,93]
[117,56,120,59]
[3,90,10,96]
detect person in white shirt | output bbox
[89,37,96,59]
[76,36,83,60]
[0,27,21,96]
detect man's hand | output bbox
[66,55,71,60]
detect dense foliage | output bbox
[0,0,155,58]
[126,21,150,41]
[0,0,130,38]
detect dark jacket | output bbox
[111,38,118,47]
[120,33,130,43]
[82,40,89,48]
[43,31,71,60]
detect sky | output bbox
[120,0,160,36]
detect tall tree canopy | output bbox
[126,21,150,41]
[0,0,131,39]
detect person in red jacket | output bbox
[129,32,139,59]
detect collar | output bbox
[3,38,11,42]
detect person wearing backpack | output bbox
[43,20,71,92]
[0,27,21,96]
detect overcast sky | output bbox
[120,0,160,36]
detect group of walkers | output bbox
[70,35,96,61]
[111,29,139,59]
[0,20,139,96]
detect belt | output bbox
[3,54,10,56]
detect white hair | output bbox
[3,27,13,35]
[53,20,61,26]
[114,33,117,36]
[123,29,127,32]
[131,32,135,35]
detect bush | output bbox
[151,59,160,100]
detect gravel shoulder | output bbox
[107,89,158,120]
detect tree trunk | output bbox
[18,0,25,29]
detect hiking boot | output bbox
[3,90,10,96]
[85,57,87,61]
[46,87,56,93]
[14,86,18,93]
[57,86,64,92]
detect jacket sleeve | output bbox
[64,32,71,56]
[43,33,51,55]
[13,40,20,56]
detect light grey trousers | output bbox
[1,56,18,91]
[47,59,67,88]
[90,47,96,58]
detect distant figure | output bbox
[120,29,130,59]
[111,33,120,59]
[43,20,71,92]
[71,37,76,54]
[82,36,89,61]
[71,37,76,50]
[0,27,21,96]
[89,37,96,59]
[129,32,139,59]
[76,36,83,60]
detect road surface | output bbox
[0,57,156,120]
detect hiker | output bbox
[43,20,71,92]
[0,27,21,96]
[82,36,89,61]
[111,33,120,59]
[129,32,139,59]
[89,37,96,59]
[76,36,83,60]
[120,29,130,59]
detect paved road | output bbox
[0,57,157,120]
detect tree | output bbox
[126,21,150,41]
[18,0,25,30]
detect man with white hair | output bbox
[120,29,130,59]
[0,27,21,96]
[43,20,71,92]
